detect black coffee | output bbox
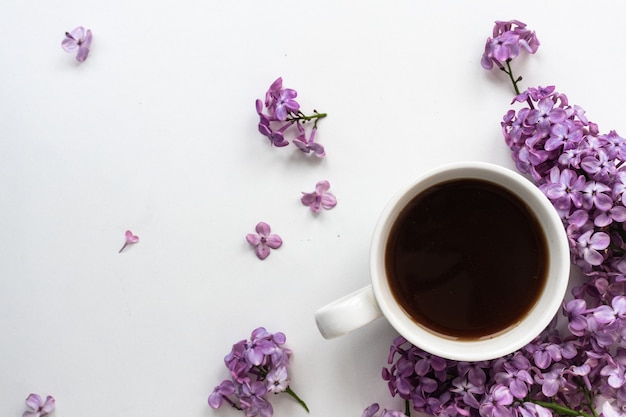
[385,178,548,340]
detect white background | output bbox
[0,1,622,416]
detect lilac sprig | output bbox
[368,19,626,417]
[256,77,327,156]
[208,327,308,417]
[481,20,539,96]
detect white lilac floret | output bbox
[208,327,308,417]
[371,20,626,417]
[255,77,327,156]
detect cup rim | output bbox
[370,161,570,361]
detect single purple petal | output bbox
[61,37,78,52]
[40,396,55,414]
[255,243,271,260]
[301,192,317,206]
[509,379,528,399]
[255,222,271,237]
[315,180,331,193]
[82,29,93,48]
[76,46,90,62]
[320,193,337,209]
[69,26,85,41]
[590,231,610,250]
[309,142,325,156]
[264,234,282,249]
[362,404,380,417]
[246,233,261,246]
[594,305,617,324]
[25,394,42,410]
[208,391,224,408]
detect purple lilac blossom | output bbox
[293,124,325,157]
[255,77,327,156]
[23,394,55,417]
[481,20,539,70]
[245,222,282,260]
[301,180,337,213]
[61,26,92,62]
[208,327,307,417]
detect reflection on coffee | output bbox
[385,178,548,340]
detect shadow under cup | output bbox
[371,162,570,361]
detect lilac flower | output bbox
[245,222,282,260]
[543,167,585,211]
[61,26,92,62]
[563,298,590,336]
[118,230,139,253]
[23,394,55,417]
[208,327,307,416]
[293,124,325,157]
[594,296,626,330]
[575,230,610,266]
[255,78,327,155]
[272,88,299,121]
[209,380,236,408]
[479,385,514,417]
[481,20,539,70]
[361,404,405,417]
[256,99,289,147]
[301,180,337,213]
[265,366,289,393]
[534,365,570,397]
[263,77,300,121]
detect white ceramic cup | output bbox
[315,161,570,361]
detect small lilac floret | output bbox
[23,394,55,417]
[293,124,325,157]
[61,26,92,62]
[245,222,282,260]
[301,180,337,213]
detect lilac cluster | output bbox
[208,327,308,417]
[503,86,626,276]
[381,330,626,417]
[481,20,539,73]
[256,77,327,157]
[366,19,626,417]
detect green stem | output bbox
[503,60,534,109]
[528,399,594,417]
[285,386,309,413]
[504,60,521,96]
[404,399,411,417]
[582,385,600,417]
[287,111,327,124]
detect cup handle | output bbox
[314,285,383,339]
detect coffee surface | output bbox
[385,178,548,339]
